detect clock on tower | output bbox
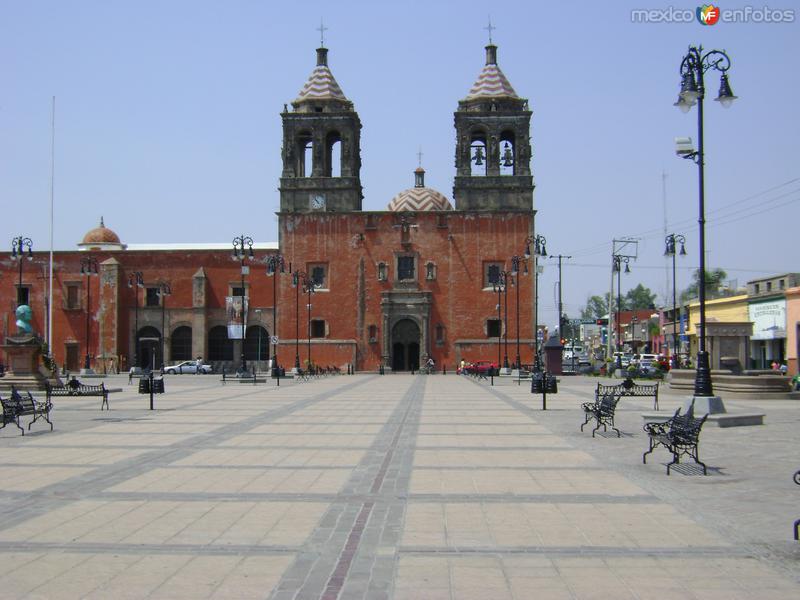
[310,194,326,210]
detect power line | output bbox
[568,177,800,258]
[554,262,788,274]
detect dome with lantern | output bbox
[78,217,126,251]
[387,168,453,212]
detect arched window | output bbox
[244,325,269,361]
[500,131,516,176]
[171,326,192,361]
[208,326,233,361]
[469,131,488,176]
[296,132,313,177]
[325,131,342,177]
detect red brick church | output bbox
[3,42,539,374]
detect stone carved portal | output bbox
[391,319,420,372]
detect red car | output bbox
[462,360,499,376]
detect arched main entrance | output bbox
[391,319,421,371]
[137,326,161,369]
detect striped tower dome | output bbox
[295,47,348,102]
[465,44,519,100]
[387,168,453,212]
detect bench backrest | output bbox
[671,413,707,444]
[0,392,18,414]
[10,388,35,412]
[598,393,620,416]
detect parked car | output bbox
[163,361,213,374]
[612,352,633,367]
[461,360,499,376]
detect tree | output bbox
[582,284,656,319]
[581,294,610,320]
[624,284,657,310]
[680,268,729,303]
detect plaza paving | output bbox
[0,373,798,599]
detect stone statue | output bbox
[15,305,33,335]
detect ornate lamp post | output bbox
[492,270,511,371]
[80,257,98,370]
[11,236,34,307]
[674,45,737,398]
[292,271,317,369]
[231,235,255,374]
[265,254,288,377]
[664,233,687,368]
[156,281,171,370]
[524,235,547,372]
[612,254,630,371]
[510,254,528,369]
[291,270,317,370]
[128,271,144,369]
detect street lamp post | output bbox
[510,254,528,369]
[664,233,687,369]
[265,254,287,377]
[157,281,171,370]
[11,236,34,308]
[523,235,547,372]
[612,255,630,371]
[231,235,255,374]
[128,271,144,369]
[304,276,317,369]
[80,257,98,371]
[292,270,317,370]
[492,271,510,372]
[674,45,737,398]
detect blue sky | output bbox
[2,0,798,328]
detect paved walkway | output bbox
[0,374,797,599]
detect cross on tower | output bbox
[417,147,423,168]
[484,17,495,44]
[317,19,328,47]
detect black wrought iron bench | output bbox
[643,404,708,475]
[596,380,660,410]
[46,381,110,410]
[794,471,800,541]
[580,392,622,437]
[1,386,53,435]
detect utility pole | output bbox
[552,255,572,342]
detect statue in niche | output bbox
[15,305,33,335]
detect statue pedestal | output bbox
[1,335,51,391]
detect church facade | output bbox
[2,42,540,374]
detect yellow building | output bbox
[684,294,751,370]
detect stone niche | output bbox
[704,321,751,371]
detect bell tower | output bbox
[279,46,363,213]
[453,43,534,211]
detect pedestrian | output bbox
[779,362,788,375]
[792,372,800,391]
[128,366,135,385]
[770,360,779,371]
[460,359,466,374]
[195,356,202,375]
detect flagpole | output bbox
[48,96,55,353]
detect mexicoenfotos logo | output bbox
[697,4,721,25]
[631,5,795,23]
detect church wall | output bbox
[279,209,536,371]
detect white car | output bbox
[164,361,212,374]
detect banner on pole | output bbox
[226,296,248,339]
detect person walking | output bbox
[195,356,203,375]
